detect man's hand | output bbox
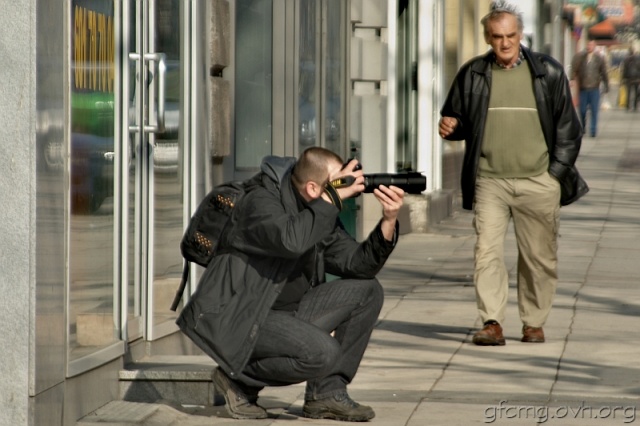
[373,185,405,241]
[331,158,365,200]
[439,116,458,138]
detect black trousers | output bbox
[240,278,384,401]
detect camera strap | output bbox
[329,175,356,188]
[323,183,343,211]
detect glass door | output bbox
[123,0,189,342]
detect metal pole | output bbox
[551,0,563,61]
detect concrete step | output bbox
[119,355,222,407]
[77,401,161,425]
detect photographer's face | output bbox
[301,160,343,202]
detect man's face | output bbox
[303,160,344,202]
[587,41,596,53]
[486,13,523,67]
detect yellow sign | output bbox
[73,4,114,93]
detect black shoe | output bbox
[212,367,267,419]
[303,392,375,422]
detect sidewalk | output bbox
[79,108,640,425]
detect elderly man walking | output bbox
[439,0,588,346]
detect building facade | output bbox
[0,1,564,424]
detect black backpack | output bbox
[170,179,248,311]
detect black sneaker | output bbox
[303,392,375,422]
[212,367,267,419]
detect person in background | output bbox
[178,147,404,421]
[439,0,587,346]
[571,39,609,137]
[621,47,640,112]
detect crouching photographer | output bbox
[178,147,405,421]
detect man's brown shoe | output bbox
[212,367,267,419]
[472,321,506,346]
[521,326,545,343]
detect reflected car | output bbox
[70,132,115,214]
[70,62,181,214]
[70,92,115,214]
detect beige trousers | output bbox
[473,172,560,327]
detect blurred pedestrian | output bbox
[571,39,609,137]
[439,0,588,346]
[621,47,640,111]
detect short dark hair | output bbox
[291,147,343,190]
[481,0,524,38]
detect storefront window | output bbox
[323,0,344,155]
[298,0,318,150]
[298,0,345,155]
[235,0,273,170]
[234,1,345,169]
[69,0,118,360]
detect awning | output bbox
[588,18,616,39]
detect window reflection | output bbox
[69,0,117,359]
[323,0,344,154]
[235,0,273,169]
[233,0,344,167]
[299,0,318,149]
[298,0,344,154]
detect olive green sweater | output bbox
[478,62,548,178]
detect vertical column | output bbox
[350,0,389,237]
[210,0,231,161]
[0,1,38,425]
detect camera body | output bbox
[342,159,427,194]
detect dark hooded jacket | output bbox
[440,46,588,210]
[177,155,397,381]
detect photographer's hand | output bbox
[331,159,365,200]
[374,185,405,241]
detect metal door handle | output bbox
[128,52,141,133]
[144,52,167,134]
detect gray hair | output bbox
[481,0,524,38]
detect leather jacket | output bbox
[441,46,588,210]
[572,50,609,91]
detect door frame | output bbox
[120,0,201,343]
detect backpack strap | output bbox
[170,261,191,311]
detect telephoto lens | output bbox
[363,172,426,194]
